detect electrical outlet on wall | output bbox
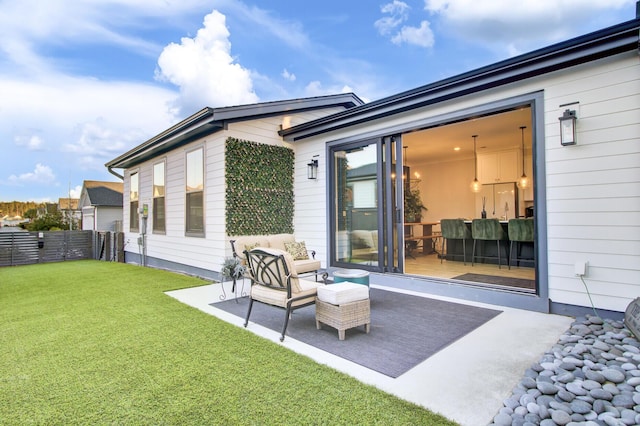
[574,261,588,277]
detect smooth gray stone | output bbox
[570,399,593,414]
[612,393,635,409]
[585,370,606,383]
[593,399,612,414]
[633,393,640,405]
[590,388,614,400]
[514,406,528,417]
[559,362,577,371]
[540,419,556,426]
[526,402,540,414]
[602,369,626,383]
[603,383,621,395]
[520,393,536,407]
[594,340,611,351]
[557,388,576,402]
[537,382,559,395]
[537,395,555,407]
[557,372,576,383]
[493,412,512,426]
[503,396,520,410]
[521,376,537,389]
[582,380,602,391]
[627,377,640,386]
[620,409,636,425]
[550,400,572,413]
[551,409,572,425]
[567,382,588,396]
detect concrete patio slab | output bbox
[166,281,573,426]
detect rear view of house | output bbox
[106,14,640,318]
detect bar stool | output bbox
[471,218,509,269]
[440,219,472,265]
[508,218,534,270]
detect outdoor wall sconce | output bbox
[307,156,319,179]
[559,109,577,146]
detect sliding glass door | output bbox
[330,136,404,272]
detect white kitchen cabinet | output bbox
[478,150,518,184]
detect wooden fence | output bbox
[0,230,124,267]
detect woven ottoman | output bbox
[315,282,370,340]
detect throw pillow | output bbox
[244,242,260,252]
[284,241,309,260]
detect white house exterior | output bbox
[79,180,123,232]
[106,16,639,318]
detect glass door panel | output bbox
[332,143,379,267]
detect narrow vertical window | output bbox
[153,162,166,233]
[130,171,139,232]
[186,148,204,235]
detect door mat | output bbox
[212,288,501,378]
[452,273,535,290]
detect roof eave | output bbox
[105,93,365,170]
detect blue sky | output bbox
[0,0,635,202]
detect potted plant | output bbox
[220,256,247,300]
[404,187,428,223]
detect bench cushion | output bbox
[317,282,369,305]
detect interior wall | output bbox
[414,157,477,223]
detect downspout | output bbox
[108,166,124,180]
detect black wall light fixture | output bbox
[307,155,319,179]
[559,108,577,146]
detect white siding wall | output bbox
[120,107,344,274]
[294,52,639,312]
[542,54,640,312]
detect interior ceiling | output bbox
[402,107,532,164]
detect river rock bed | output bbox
[490,315,640,426]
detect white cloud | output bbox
[69,185,83,199]
[7,163,55,185]
[155,10,259,113]
[282,69,296,82]
[376,1,434,48]
[15,134,44,151]
[423,0,635,53]
[391,21,434,47]
[375,1,411,35]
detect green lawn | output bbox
[0,261,456,425]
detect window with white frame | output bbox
[153,161,165,233]
[185,148,204,236]
[130,171,139,232]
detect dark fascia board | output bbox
[105,93,364,170]
[281,18,640,142]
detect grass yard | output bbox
[0,260,457,425]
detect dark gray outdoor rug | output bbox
[211,288,501,378]
[452,273,535,290]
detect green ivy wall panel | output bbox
[225,137,294,236]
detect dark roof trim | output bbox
[281,18,640,142]
[105,93,364,170]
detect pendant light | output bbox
[470,135,481,193]
[517,126,529,189]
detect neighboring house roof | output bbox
[80,180,123,207]
[58,198,79,210]
[280,17,640,142]
[105,93,364,171]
